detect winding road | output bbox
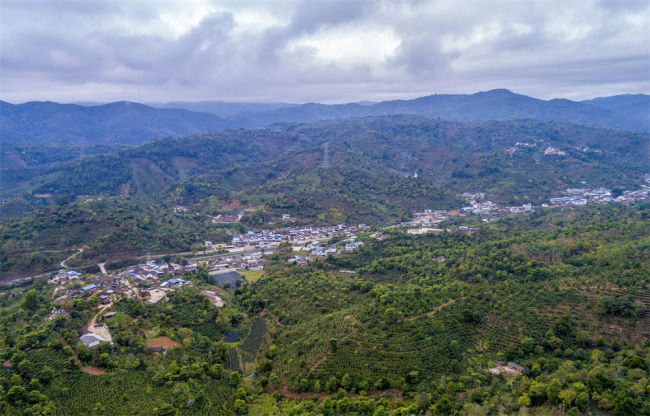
[60,248,83,268]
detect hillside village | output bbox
[406,184,649,229]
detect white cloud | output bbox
[0,0,647,103]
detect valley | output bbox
[1,93,648,416]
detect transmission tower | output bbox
[323,143,330,168]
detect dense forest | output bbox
[1,203,648,415]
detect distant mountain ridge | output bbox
[1,89,648,146]
[0,100,227,145]
[232,89,649,131]
[581,94,650,124]
[147,101,298,118]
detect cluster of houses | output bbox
[505,141,586,158]
[119,263,191,304]
[549,187,649,207]
[489,361,525,376]
[123,262,185,283]
[212,213,242,223]
[204,252,265,272]
[505,141,537,155]
[575,146,602,154]
[229,224,369,249]
[407,183,649,230]
[407,225,479,236]
[232,230,283,247]
[289,239,362,264]
[52,272,133,306]
[287,224,368,243]
[543,146,567,156]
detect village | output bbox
[6,177,649,352]
[405,183,649,231]
[39,222,376,350]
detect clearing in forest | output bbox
[146,336,180,350]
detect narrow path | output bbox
[307,350,330,376]
[262,308,285,327]
[59,330,107,376]
[60,248,83,268]
[276,388,403,400]
[405,297,465,321]
[123,274,144,306]
[86,302,113,342]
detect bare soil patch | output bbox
[147,336,180,349]
[147,289,166,304]
[82,366,106,375]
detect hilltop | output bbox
[1,90,648,149]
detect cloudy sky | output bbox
[1,0,648,103]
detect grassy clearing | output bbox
[240,269,265,283]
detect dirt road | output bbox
[60,248,83,268]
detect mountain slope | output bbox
[582,94,650,126]
[5,117,648,201]
[0,100,227,145]
[233,89,648,131]
[2,90,647,149]
[148,101,298,118]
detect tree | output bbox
[518,393,531,407]
[528,381,547,406]
[321,398,334,415]
[229,371,241,387]
[17,359,32,377]
[92,402,106,416]
[154,403,175,416]
[546,378,562,404]
[576,330,590,347]
[21,289,39,311]
[7,385,26,403]
[613,392,636,416]
[329,338,337,352]
[326,375,338,392]
[336,397,351,413]
[341,373,351,390]
[554,315,575,338]
[559,388,577,407]
[233,399,248,414]
[40,366,54,383]
[521,336,535,353]
[575,391,589,411]
[10,374,23,386]
[432,395,454,415]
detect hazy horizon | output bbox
[2,88,648,107]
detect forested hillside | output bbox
[2,117,647,276]
[1,204,648,415]
[0,101,227,145]
[3,117,647,211]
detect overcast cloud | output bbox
[1,0,648,103]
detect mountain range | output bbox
[1,89,648,146]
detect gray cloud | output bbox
[0,0,648,103]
